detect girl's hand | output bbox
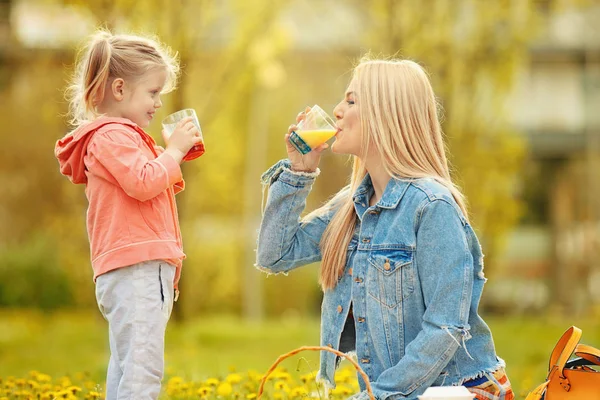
[286,107,328,173]
[164,116,202,163]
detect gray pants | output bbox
[95,260,175,400]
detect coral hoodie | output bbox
[55,116,186,290]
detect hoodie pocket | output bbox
[138,194,169,234]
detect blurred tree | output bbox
[366,0,589,282]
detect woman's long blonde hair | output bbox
[66,29,180,127]
[311,58,468,291]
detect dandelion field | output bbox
[1,310,599,399]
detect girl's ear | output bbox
[111,78,125,101]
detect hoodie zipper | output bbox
[140,127,183,301]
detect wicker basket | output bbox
[257,345,375,400]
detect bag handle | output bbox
[574,343,600,366]
[526,326,586,400]
[549,326,582,377]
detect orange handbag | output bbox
[526,326,600,400]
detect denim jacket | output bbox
[256,160,505,400]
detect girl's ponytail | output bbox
[66,30,113,126]
[82,33,112,118]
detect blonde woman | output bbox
[256,59,513,400]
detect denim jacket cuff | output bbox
[260,159,320,187]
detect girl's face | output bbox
[117,68,167,128]
[332,78,362,156]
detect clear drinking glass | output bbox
[162,108,205,161]
[288,104,337,155]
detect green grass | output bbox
[0,309,598,399]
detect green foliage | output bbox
[0,310,599,397]
[0,0,593,313]
[0,235,74,310]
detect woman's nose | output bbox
[333,104,343,120]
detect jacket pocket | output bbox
[366,249,415,308]
[138,194,169,234]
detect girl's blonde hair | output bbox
[311,57,468,291]
[66,29,180,126]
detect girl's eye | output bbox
[347,100,355,105]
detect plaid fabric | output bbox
[464,368,515,400]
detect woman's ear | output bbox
[111,78,125,101]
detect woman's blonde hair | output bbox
[66,29,180,126]
[312,57,468,291]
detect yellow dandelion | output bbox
[86,391,101,399]
[247,370,262,382]
[68,385,82,395]
[290,387,308,398]
[226,373,243,384]
[35,374,52,383]
[300,371,318,384]
[205,378,220,386]
[168,376,184,386]
[15,378,26,387]
[27,379,40,390]
[246,394,257,399]
[270,372,292,382]
[58,377,72,388]
[197,386,213,396]
[331,385,353,396]
[217,382,233,397]
[274,381,290,392]
[40,394,52,400]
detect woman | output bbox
[256,58,513,400]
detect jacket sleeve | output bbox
[88,128,183,201]
[155,145,185,195]
[255,159,336,274]
[353,199,474,400]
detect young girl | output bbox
[256,58,514,400]
[55,30,201,400]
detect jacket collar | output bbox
[352,174,413,209]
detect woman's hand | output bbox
[286,107,329,173]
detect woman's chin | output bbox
[331,141,342,154]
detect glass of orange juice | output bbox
[288,105,337,155]
[162,108,205,161]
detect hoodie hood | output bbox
[55,117,154,184]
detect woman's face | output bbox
[332,78,362,156]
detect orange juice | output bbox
[297,129,337,149]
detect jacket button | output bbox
[357,317,365,323]
[354,277,363,283]
[327,343,333,348]
[337,305,343,313]
[362,238,370,243]
[384,261,391,271]
[361,358,370,364]
[369,210,379,215]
